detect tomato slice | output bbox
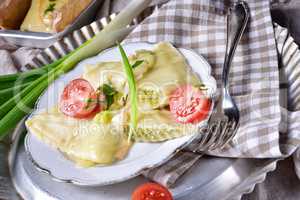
[132,182,173,200]
[169,85,211,124]
[59,78,100,118]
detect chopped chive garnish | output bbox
[131,60,144,69]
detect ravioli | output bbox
[137,42,200,108]
[83,42,201,110]
[83,62,126,92]
[26,42,203,167]
[26,108,130,167]
[134,110,197,142]
[82,49,156,91]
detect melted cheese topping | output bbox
[26,108,130,167]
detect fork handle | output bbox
[222,1,250,89]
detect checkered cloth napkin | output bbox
[125,0,300,187]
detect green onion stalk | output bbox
[118,43,138,142]
[0,57,65,83]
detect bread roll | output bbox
[0,0,32,29]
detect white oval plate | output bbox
[25,42,217,186]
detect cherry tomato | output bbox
[169,85,211,124]
[132,182,173,200]
[59,78,100,118]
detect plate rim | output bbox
[24,41,217,186]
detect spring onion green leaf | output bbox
[0,56,66,83]
[0,82,31,105]
[0,49,75,118]
[0,67,50,119]
[117,42,138,142]
[0,75,39,90]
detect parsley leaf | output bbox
[102,84,117,96]
[44,3,56,15]
[131,60,144,69]
[106,96,114,109]
[98,84,117,109]
[84,98,97,110]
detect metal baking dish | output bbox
[0,0,103,48]
[22,6,159,69]
[7,123,279,200]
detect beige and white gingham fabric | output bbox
[124,0,300,187]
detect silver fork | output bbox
[196,1,250,152]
